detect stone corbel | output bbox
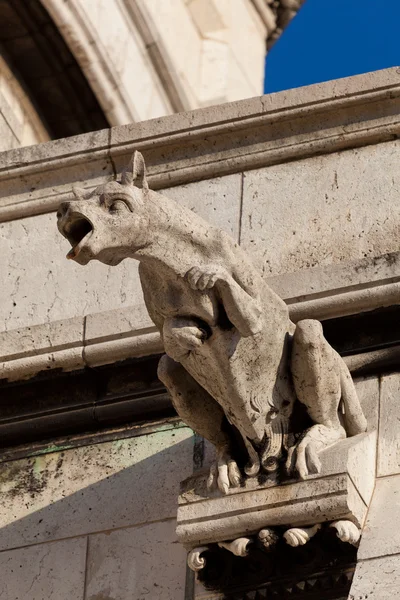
[178,430,376,574]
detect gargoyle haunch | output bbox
[57,151,367,500]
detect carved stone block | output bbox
[177,432,376,552]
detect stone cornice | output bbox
[1,68,400,223]
[1,287,399,383]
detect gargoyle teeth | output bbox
[66,230,93,259]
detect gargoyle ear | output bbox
[121,151,149,191]
[72,187,86,201]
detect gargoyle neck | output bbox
[132,195,213,276]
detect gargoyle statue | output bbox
[57,151,367,551]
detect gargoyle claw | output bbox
[207,452,241,494]
[286,440,321,480]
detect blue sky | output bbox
[265,0,400,93]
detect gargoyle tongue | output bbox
[66,230,93,260]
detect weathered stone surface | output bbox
[181,473,364,546]
[350,554,400,599]
[0,537,87,600]
[86,520,187,600]
[84,303,154,344]
[0,424,193,551]
[241,141,400,277]
[268,250,400,311]
[2,68,400,223]
[378,372,400,476]
[358,475,400,560]
[0,211,142,331]
[0,128,111,216]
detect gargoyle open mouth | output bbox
[63,215,93,260]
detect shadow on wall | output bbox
[0,429,194,599]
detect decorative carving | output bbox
[57,152,373,586]
[284,524,322,548]
[194,529,357,598]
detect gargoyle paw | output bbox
[185,266,227,291]
[286,438,321,480]
[163,317,206,361]
[207,451,241,495]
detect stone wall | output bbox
[0,424,194,599]
[349,372,400,599]
[0,69,400,598]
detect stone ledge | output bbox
[1,68,400,222]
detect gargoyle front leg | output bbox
[163,316,208,362]
[185,265,262,337]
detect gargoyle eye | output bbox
[109,198,130,213]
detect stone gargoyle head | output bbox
[57,151,150,266]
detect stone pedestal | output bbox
[177,431,376,550]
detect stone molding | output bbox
[1,288,400,383]
[1,68,400,223]
[0,0,109,140]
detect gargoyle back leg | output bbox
[158,355,241,493]
[289,319,347,478]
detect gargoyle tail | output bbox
[340,361,368,436]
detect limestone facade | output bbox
[41,0,301,117]
[0,69,400,598]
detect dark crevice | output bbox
[0,0,109,140]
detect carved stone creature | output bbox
[57,151,367,534]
